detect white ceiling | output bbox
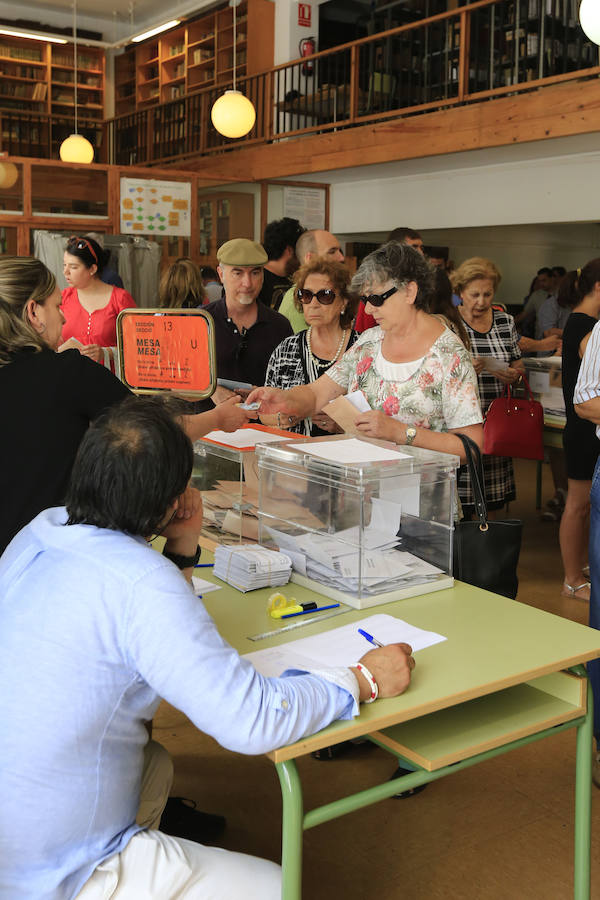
[0,0,217,44]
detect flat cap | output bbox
[217,238,268,266]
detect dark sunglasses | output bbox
[359,286,398,307]
[296,288,337,305]
[67,235,98,264]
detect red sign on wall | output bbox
[298,3,311,27]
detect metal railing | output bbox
[3,0,598,165]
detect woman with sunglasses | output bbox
[249,242,482,462]
[61,235,136,369]
[263,259,358,435]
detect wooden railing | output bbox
[3,0,599,165]
[0,109,104,161]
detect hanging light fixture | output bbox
[0,161,19,189]
[580,0,600,44]
[59,0,94,163]
[211,0,256,139]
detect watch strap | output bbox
[163,544,201,569]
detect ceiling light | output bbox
[59,0,94,164]
[0,28,67,44]
[580,0,600,44]
[131,20,181,43]
[211,0,255,139]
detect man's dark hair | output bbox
[424,245,448,262]
[263,217,306,261]
[388,226,422,243]
[537,267,553,277]
[201,266,219,280]
[66,396,193,536]
[552,265,566,278]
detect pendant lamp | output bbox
[0,161,19,188]
[59,0,94,163]
[580,0,600,44]
[211,0,256,138]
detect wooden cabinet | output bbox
[0,35,104,121]
[198,191,254,265]
[112,0,273,118]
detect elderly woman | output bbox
[451,257,524,513]
[264,258,358,436]
[0,256,254,556]
[249,242,483,460]
[61,235,136,368]
[159,257,207,309]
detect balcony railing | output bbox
[0,109,103,161]
[2,0,599,166]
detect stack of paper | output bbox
[213,544,292,592]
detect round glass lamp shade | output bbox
[580,0,600,44]
[0,162,19,189]
[211,90,256,139]
[59,133,94,164]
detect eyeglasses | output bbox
[359,286,398,307]
[234,329,248,361]
[296,288,337,305]
[67,236,98,264]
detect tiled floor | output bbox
[154,458,598,899]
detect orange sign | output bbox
[117,309,215,397]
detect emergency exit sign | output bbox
[298,3,311,27]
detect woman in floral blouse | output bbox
[249,242,483,462]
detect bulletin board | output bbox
[120,177,192,236]
[116,308,216,398]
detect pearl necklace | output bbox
[306,326,346,369]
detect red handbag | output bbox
[483,373,544,460]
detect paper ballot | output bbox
[243,613,446,678]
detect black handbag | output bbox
[453,434,522,599]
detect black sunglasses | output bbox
[296,288,337,305]
[359,286,398,308]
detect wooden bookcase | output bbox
[198,191,254,265]
[111,0,273,118]
[0,35,105,121]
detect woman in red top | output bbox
[61,235,136,368]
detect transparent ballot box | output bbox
[192,424,300,545]
[523,356,564,417]
[256,435,459,609]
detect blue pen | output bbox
[281,603,340,619]
[195,563,214,568]
[358,628,384,648]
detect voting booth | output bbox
[256,435,459,609]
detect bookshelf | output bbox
[111,0,273,117]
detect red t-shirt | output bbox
[354,304,376,333]
[61,286,136,347]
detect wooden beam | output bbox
[187,78,600,182]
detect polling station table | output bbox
[195,559,600,900]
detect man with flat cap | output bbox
[204,239,292,395]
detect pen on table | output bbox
[195,563,214,568]
[358,628,384,648]
[281,603,340,619]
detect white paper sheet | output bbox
[243,613,446,677]
[191,576,221,595]
[301,438,411,464]
[202,428,291,448]
[345,390,371,412]
[382,476,421,518]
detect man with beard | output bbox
[257,217,305,310]
[204,239,292,391]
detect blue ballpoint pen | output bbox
[281,603,340,619]
[195,563,214,568]
[358,628,384,647]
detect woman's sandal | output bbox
[562,581,591,602]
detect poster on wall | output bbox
[120,178,191,237]
[283,186,326,231]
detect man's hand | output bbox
[214,395,257,432]
[351,643,415,701]
[162,486,203,550]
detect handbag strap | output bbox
[455,434,489,527]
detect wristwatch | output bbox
[405,425,417,446]
[163,544,201,569]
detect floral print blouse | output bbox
[327,326,482,432]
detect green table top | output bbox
[196,555,600,760]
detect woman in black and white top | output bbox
[264,258,358,435]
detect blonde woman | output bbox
[451,257,524,514]
[159,257,207,309]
